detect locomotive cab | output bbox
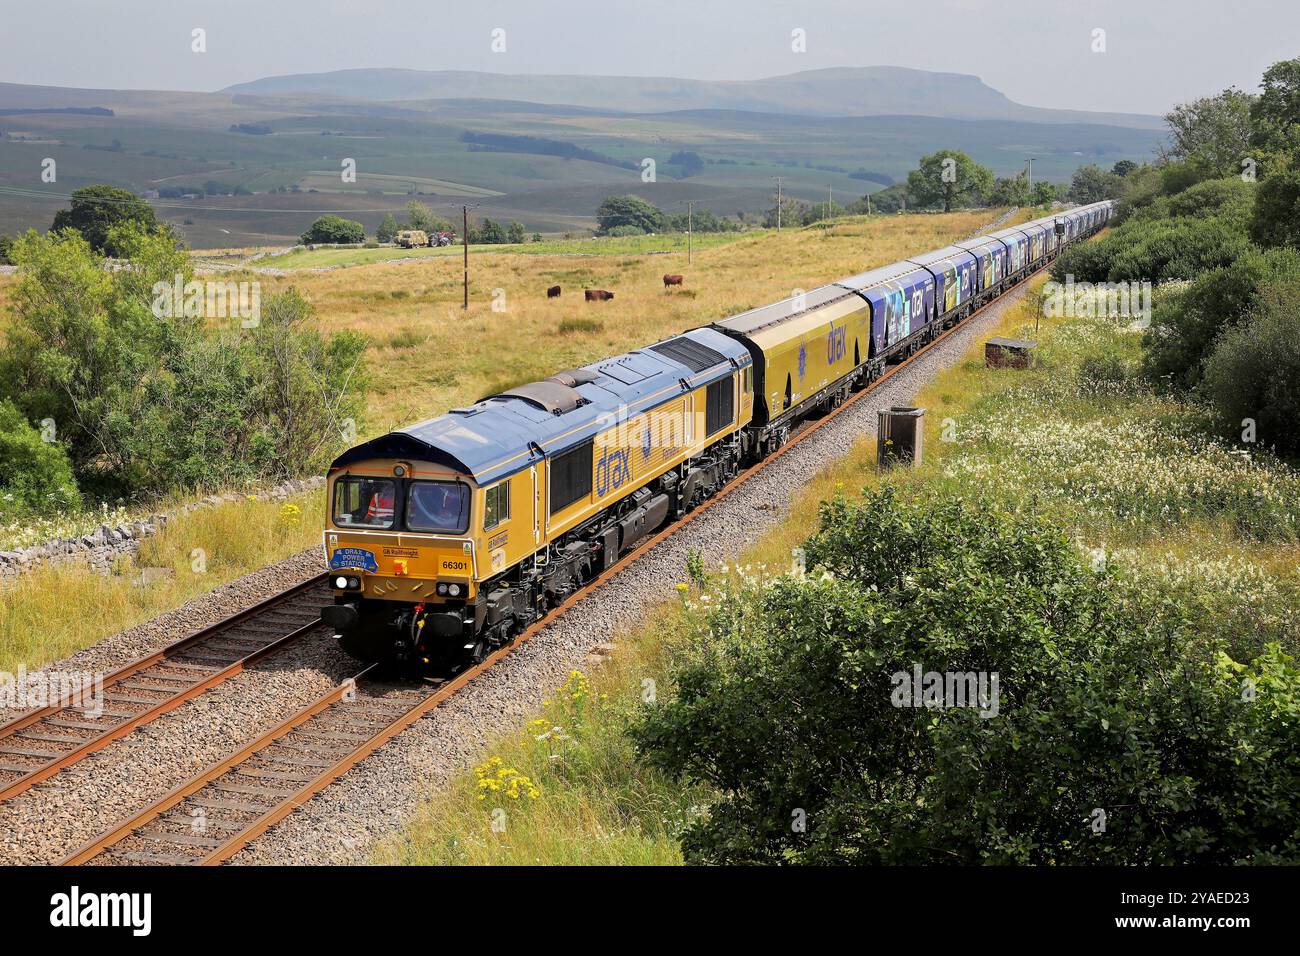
[321,458,501,669]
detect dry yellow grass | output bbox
[0,493,323,672]
[245,211,1004,432]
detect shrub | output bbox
[1143,246,1300,389]
[0,400,81,516]
[633,489,1300,865]
[606,224,645,238]
[0,228,367,496]
[1250,158,1300,249]
[1202,280,1300,456]
[300,215,364,245]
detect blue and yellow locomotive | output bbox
[321,201,1113,670]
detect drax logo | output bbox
[826,326,846,365]
[595,447,632,496]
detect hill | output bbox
[0,70,1163,248]
[225,66,1164,129]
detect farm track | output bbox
[62,264,1050,866]
[0,576,329,803]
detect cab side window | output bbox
[484,480,510,530]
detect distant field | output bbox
[260,229,756,269]
[0,83,1157,246]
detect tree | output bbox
[1031,180,1058,206]
[376,213,399,243]
[1112,159,1139,177]
[762,196,808,228]
[50,185,162,257]
[301,215,364,244]
[1250,158,1300,249]
[404,200,453,234]
[1251,57,1300,153]
[1162,88,1256,176]
[595,194,665,235]
[532,232,543,242]
[1067,164,1123,204]
[987,172,1032,207]
[474,218,507,243]
[667,150,705,178]
[507,221,526,244]
[906,150,993,212]
[0,234,12,264]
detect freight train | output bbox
[321,202,1114,671]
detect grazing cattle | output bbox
[663,274,684,287]
[547,285,561,298]
[585,289,614,302]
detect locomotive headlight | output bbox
[334,575,349,589]
[447,584,461,597]
[393,464,407,477]
[436,583,448,596]
[348,577,361,590]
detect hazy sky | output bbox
[0,0,1292,115]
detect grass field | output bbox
[0,492,322,673]
[247,210,1008,433]
[258,229,757,270]
[378,271,1300,865]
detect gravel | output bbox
[0,284,1029,866]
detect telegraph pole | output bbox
[1027,157,1035,191]
[827,183,833,220]
[773,176,784,230]
[686,200,695,264]
[462,204,469,310]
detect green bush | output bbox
[595,195,665,235]
[1250,158,1300,249]
[1143,246,1300,389]
[301,215,364,245]
[0,400,81,516]
[50,185,163,257]
[0,227,367,496]
[1202,280,1300,456]
[633,489,1300,865]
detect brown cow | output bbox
[585,289,614,301]
[547,285,561,298]
[663,274,684,287]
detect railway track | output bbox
[0,575,330,803]
[62,267,1043,866]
